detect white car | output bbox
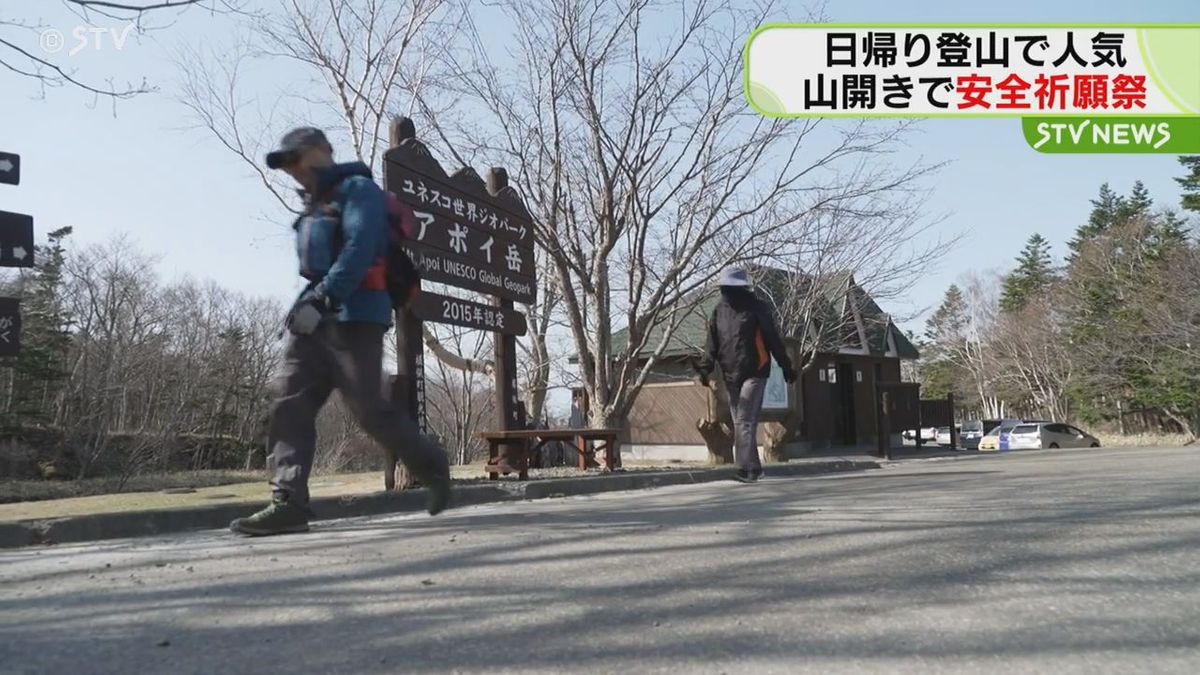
[1007,422,1101,450]
[935,425,961,447]
[903,427,939,444]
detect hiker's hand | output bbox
[783,366,799,384]
[287,290,333,335]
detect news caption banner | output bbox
[0,149,30,357]
[744,24,1200,153]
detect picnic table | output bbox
[477,428,621,480]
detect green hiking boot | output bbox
[230,498,310,536]
[424,472,452,516]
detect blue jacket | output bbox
[295,162,392,326]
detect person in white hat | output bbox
[697,267,797,482]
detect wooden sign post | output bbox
[382,118,537,488]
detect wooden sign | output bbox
[411,291,528,336]
[401,241,536,305]
[381,117,537,488]
[384,126,537,307]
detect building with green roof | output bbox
[616,265,920,461]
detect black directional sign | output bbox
[411,291,529,336]
[0,152,18,186]
[0,211,34,268]
[0,297,21,356]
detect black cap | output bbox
[266,127,330,169]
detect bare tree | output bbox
[438,0,940,438]
[177,0,453,207]
[177,0,499,372]
[424,327,496,465]
[514,256,563,426]
[695,379,734,464]
[924,272,1007,420]
[19,234,286,479]
[2,0,245,102]
[58,238,165,476]
[989,292,1074,423]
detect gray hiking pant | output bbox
[267,321,448,506]
[726,377,767,473]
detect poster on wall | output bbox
[762,357,789,410]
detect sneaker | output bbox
[733,470,757,484]
[424,472,452,516]
[230,498,310,536]
[750,469,764,482]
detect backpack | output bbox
[382,190,422,308]
[316,179,422,309]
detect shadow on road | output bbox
[2,449,1199,672]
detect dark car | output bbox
[957,419,1000,450]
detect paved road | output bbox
[2,447,1198,674]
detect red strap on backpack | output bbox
[386,191,418,239]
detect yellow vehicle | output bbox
[979,427,1000,451]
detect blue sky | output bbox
[1,0,1197,341]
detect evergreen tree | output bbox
[1000,233,1056,313]
[1067,183,1124,261]
[1148,211,1191,261]
[1,227,74,429]
[924,284,966,345]
[1175,156,1200,213]
[920,285,978,405]
[1117,180,1154,222]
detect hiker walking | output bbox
[696,268,798,483]
[230,127,451,536]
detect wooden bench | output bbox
[477,429,621,480]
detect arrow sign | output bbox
[0,297,21,356]
[0,152,18,186]
[0,211,34,268]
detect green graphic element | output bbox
[744,23,1200,119]
[747,82,786,115]
[1021,116,1200,153]
[1139,29,1200,114]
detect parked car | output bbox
[1000,419,1053,450]
[959,419,1001,450]
[902,427,940,444]
[1008,422,1101,450]
[979,418,1023,451]
[935,425,961,447]
[979,426,1001,451]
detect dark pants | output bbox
[268,321,448,506]
[726,377,767,473]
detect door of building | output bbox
[837,363,856,445]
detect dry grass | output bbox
[0,461,701,522]
[1097,433,1194,448]
[0,464,494,505]
[0,465,487,522]
[0,470,265,505]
